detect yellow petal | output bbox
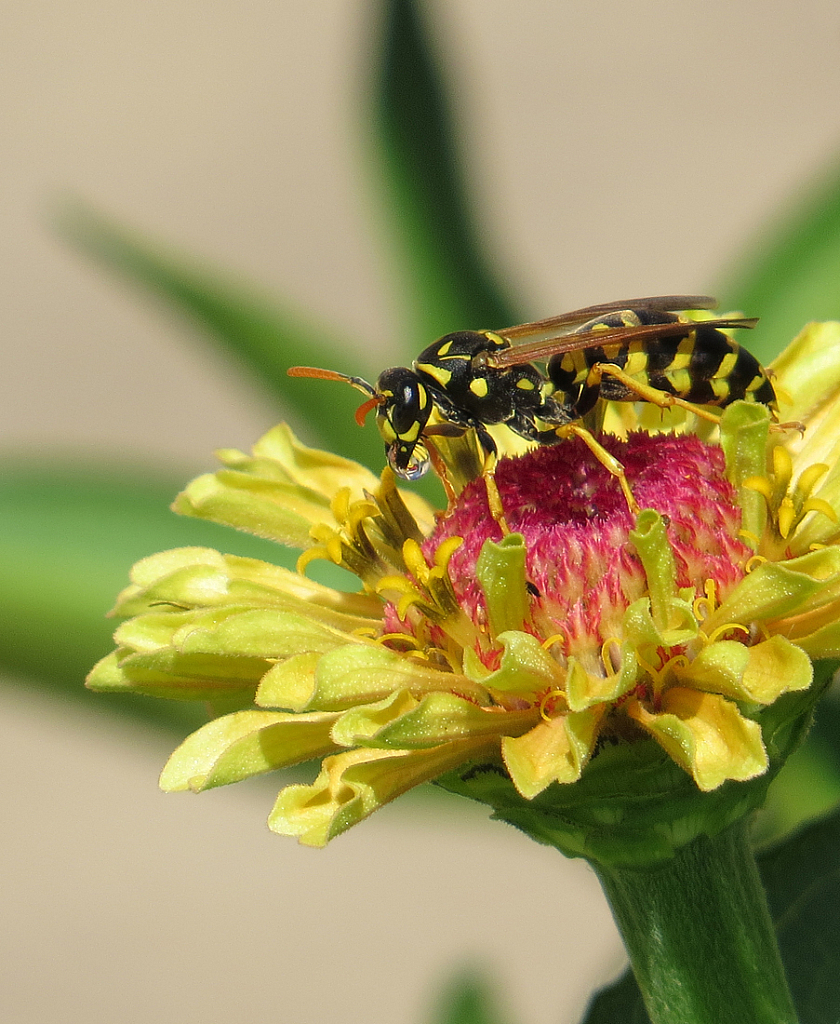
[267,739,497,846]
[260,642,488,713]
[334,691,534,749]
[501,708,602,798]
[482,631,565,696]
[705,547,840,631]
[159,708,341,791]
[770,321,840,428]
[680,636,811,703]
[625,689,767,791]
[565,650,637,712]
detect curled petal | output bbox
[565,652,637,712]
[626,689,767,791]
[501,708,603,798]
[705,547,840,631]
[257,642,488,713]
[268,739,498,846]
[160,709,341,791]
[480,631,565,695]
[680,636,812,703]
[333,690,536,749]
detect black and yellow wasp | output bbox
[289,296,775,509]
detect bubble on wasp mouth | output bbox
[387,442,430,480]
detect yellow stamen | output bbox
[297,545,332,574]
[705,622,750,644]
[692,579,718,622]
[601,637,622,674]
[772,445,793,500]
[329,486,351,524]
[738,528,761,548]
[402,538,429,583]
[539,688,566,722]
[797,462,829,496]
[742,475,773,500]
[802,498,839,524]
[777,496,796,539]
[377,631,423,650]
[433,535,464,569]
[744,554,767,573]
[542,632,566,651]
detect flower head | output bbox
[89,323,840,853]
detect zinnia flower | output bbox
[88,321,840,849]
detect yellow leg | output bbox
[559,423,641,515]
[589,363,723,424]
[484,465,511,534]
[427,444,459,505]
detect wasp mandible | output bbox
[289,296,776,513]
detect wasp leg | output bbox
[483,464,511,535]
[426,444,460,505]
[587,363,723,424]
[469,427,511,534]
[556,423,641,515]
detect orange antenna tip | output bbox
[355,394,383,427]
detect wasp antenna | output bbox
[287,365,376,397]
[354,395,383,427]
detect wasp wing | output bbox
[486,316,758,369]
[495,295,718,342]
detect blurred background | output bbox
[3,2,840,1022]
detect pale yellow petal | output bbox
[159,708,341,791]
[267,739,497,846]
[501,708,602,798]
[625,689,767,791]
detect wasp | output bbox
[288,296,775,515]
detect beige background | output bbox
[2,2,840,1022]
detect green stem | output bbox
[594,819,798,1024]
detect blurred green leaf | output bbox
[0,462,313,730]
[581,804,840,1024]
[722,154,840,364]
[54,202,383,471]
[757,694,840,843]
[428,969,514,1024]
[760,805,840,1023]
[373,0,520,342]
[579,969,648,1024]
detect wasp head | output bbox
[374,367,433,479]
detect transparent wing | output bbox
[486,314,757,370]
[495,295,718,341]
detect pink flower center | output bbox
[424,433,751,653]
